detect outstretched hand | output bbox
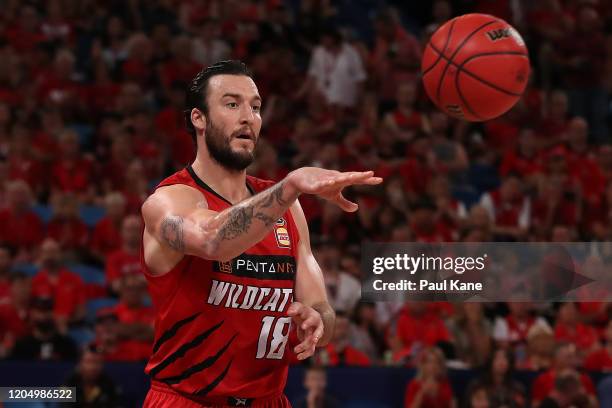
[287,168,383,212]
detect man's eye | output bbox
[227,102,238,108]
[252,106,261,112]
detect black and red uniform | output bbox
[142,165,298,407]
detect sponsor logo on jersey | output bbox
[218,260,233,274]
[274,218,291,248]
[212,254,296,280]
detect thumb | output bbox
[334,191,358,212]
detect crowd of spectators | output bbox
[0,0,612,406]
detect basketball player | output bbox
[140,60,382,407]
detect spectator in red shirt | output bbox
[122,159,150,215]
[409,197,454,243]
[404,347,456,408]
[428,175,467,239]
[0,272,31,358]
[159,35,202,93]
[531,176,581,239]
[493,302,552,350]
[51,129,95,197]
[531,342,597,405]
[537,90,569,143]
[539,370,597,408]
[100,132,133,194]
[393,302,451,364]
[5,5,47,53]
[36,49,83,110]
[382,80,428,145]
[565,117,606,204]
[479,174,531,241]
[0,180,44,260]
[371,8,422,104]
[111,274,154,361]
[7,126,45,194]
[0,244,14,303]
[121,33,154,89]
[553,6,608,142]
[554,302,599,355]
[91,192,126,261]
[499,128,543,182]
[596,145,612,184]
[90,310,134,362]
[155,82,194,169]
[583,319,612,372]
[46,192,89,258]
[31,238,86,333]
[105,215,143,294]
[316,311,370,367]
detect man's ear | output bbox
[191,108,206,134]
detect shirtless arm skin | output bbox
[287,200,335,360]
[142,167,382,273]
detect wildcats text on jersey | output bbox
[207,279,294,313]
[212,254,296,280]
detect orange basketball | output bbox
[421,13,530,121]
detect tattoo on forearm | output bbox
[217,181,291,241]
[217,206,254,240]
[259,182,289,208]
[161,216,185,252]
[254,212,277,226]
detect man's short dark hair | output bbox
[184,60,253,144]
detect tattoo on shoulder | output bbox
[161,216,185,252]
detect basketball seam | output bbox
[434,18,498,104]
[430,42,528,97]
[422,19,457,76]
[454,65,481,120]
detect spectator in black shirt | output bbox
[61,344,122,408]
[10,296,77,360]
[294,366,340,408]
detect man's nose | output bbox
[239,104,255,125]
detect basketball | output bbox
[421,13,530,121]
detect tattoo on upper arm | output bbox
[161,216,185,252]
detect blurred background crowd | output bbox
[1,0,612,406]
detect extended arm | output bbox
[142,168,383,270]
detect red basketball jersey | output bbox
[141,166,299,401]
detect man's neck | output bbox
[191,153,251,204]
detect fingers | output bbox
[286,302,304,317]
[294,328,318,360]
[294,319,324,360]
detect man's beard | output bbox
[205,119,255,172]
